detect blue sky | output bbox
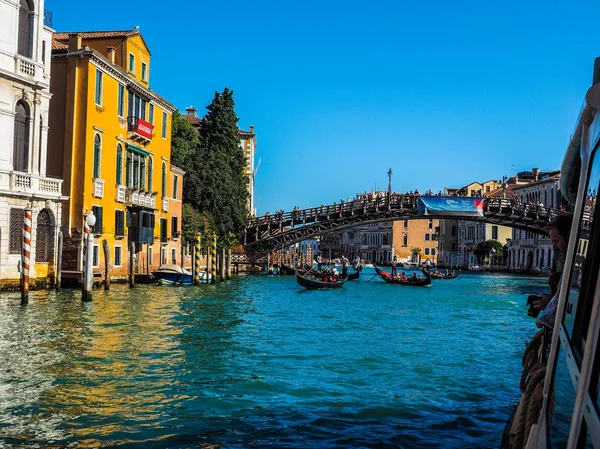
[47,0,599,214]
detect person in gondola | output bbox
[391,255,398,276]
[341,255,349,278]
[411,272,418,281]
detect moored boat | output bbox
[430,270,461,280]
[153,264,193,285]
[373,264,431,286]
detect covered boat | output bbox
[373,264,431,286]
[153,264,193,285]
[295,270,346,290]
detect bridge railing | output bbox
[247,195,561,232]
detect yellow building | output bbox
[392,218,440,264]
[47,30,182,281]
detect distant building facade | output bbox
[0,0,63,285]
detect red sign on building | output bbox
[136,119,153,139]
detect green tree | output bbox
[170,111,200,169]
[183,88,249,246]
[181,203,216,247]
[475,240,504,262]
[410,247,422,262]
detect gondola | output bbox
[347,270,360,280]
[430,270,461,280]
[295,270,346,290]
[373,264,431,286]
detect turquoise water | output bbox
[0,269,550,448]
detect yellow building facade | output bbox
[392,218,440,264]
[47,30,182,281]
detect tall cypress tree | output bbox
[182,88,249,243]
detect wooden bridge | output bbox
[242,195,561,262]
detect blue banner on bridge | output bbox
[417,196,485,217]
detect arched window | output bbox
[18,0,33,58]
[148,157,153,192]
[550,188,554,208]
[93,134,101,178]
[116,144,123,185]
[13,100,29,172]
[140,156,146,190]
[35,209,55,263]
[161,162,167,197]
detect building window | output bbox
[171,216,179,238]
[171,247,177,264]
[93,244,100,268]
[114,246,122,267]
[126,150,132,187]
[162,111,167,138]
[116,144,123,185]
[148,246,153,266]
[492,225,498,240]
[93,134,101,179]
[9,208,25,254]
[160,218,168,242]
[431,248,436,256]
[140,156,146,190]
[428,219,433,230]
[403,220,408,228]
[425,248,430,256]
[13,100,29,172]
[117,83,124,117]
[173,174,178,200]
[148,157,153,192]
[161,246,167,264]
[149,104,154,124]
[91,206,103,234]
[402,232,408,247]
[133,153,139,188]
[95,69,103,106]
[425,233,430,241]
[129,53,135,73]
[140,98,147,120]
[141,62,147,81]
[162,162,167,197]
[115,210,125,236]
[451,225,456,237]
[451,242,457,250]
[18,0,33,58]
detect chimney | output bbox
[106,47,116,64]
[185,106,197,117]
[68,33,82,52]
[532,168,540,180]
[249,125,255,134]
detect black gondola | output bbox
[430,270,462,280]
[295,270,346,290]
[373,264,431,286]
[347,270,360,280]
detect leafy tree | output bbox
[181,204,216,247]
[170,111,200,169]
[410,247,422,262]
[475,240,504,262]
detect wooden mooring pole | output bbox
[102,239,110,290]
[129,241,135,288]
[56,230,63,291]
[227,248,232,279]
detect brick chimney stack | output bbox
[250,125,255,134]
[185,106,197,118]
[68,33,82,52]
[106,47,116,64]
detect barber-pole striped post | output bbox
[194,233,201,284]
[21,205,32,304]
[211,233,217,284]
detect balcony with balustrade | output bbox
[125,188,157,209]
[127,116,153,145]
[0,170,63,199]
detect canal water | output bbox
[0,269,551,448]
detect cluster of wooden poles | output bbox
[264,250,311,275]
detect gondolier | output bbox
[341,255,349,278]
[391,255,398,276]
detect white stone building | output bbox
[0,0,63,284]
[507,172,561,272]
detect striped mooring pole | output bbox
[194,233,201,284]
[211,233,217,284]
[21,205,32,305]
